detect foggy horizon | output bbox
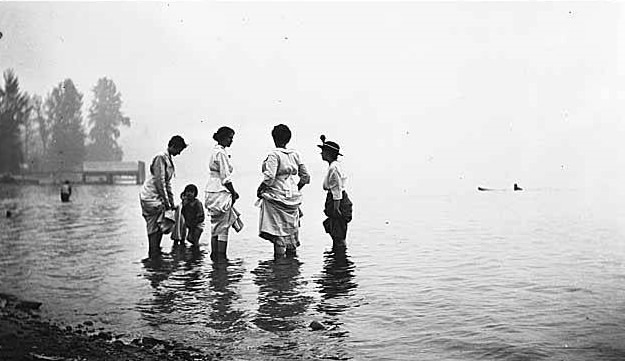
[2,2,624,196]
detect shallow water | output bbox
[1,181,625,360]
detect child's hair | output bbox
[183,184,198,197]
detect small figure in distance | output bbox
[60,180,72,202]
[181,184,205,247]
[514,183,523,191]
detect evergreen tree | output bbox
[32,94,51,157]
[46,79,86,172]
[0,70,31,173]
[24,95,48,172]
[86,77,130,161]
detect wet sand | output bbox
[0,293,219,361]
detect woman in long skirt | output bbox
[204,126,240,259]
[318,135,353,249]
[257,124,310,257]
[139,135,187,258]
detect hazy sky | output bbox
[1,2,624,196]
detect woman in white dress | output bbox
[204,126,239,259]
[257,124,310,257]
[139,135,187,258]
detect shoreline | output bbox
[0,293,219,361]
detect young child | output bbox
[174,184,205,247]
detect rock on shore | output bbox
[0,293,219,361]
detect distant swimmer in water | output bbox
[60,180,72,202]
[514,183,523,191]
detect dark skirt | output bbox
[323,191,353,241]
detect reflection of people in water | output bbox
[206,259,245,333]
[252,257,313,332]
[60,180,72,202]
[316,248,357,322]
[140,247,247,334]
[140,246,205,327]
[171,242,205,285]
[140,256,179,323]
[313,248,357,359]
[142,252,184,290]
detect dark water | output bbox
[1,182,625,360]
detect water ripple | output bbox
[2,185,625,359]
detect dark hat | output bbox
[317,135,342,156]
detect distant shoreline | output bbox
[0,173,139,186]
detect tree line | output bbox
[0,69,131,174]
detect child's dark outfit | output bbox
[181,198,205,246]
[171,196,205,246]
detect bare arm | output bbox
[196,201,205,224]
[224,182,239,204]
[297,161,310,190]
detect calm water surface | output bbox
[1,181,624,360]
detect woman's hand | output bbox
[224,182,239,204]
[257,183,267,198]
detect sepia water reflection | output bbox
[206,258,246,333]
[252,256,314,333]
[2,184,625,360]
[138,246,248,343]
[316,248,357,337]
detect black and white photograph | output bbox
[1,2,624,360]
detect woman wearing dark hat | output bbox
[139,135,188,258]
[319,135,353,248]
[204,126,241,259]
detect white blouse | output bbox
[204,145,233,193]
[323,161,347,200]
[140,150,175,207]
[260,148,310,206]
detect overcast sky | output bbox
[1,2,624,196]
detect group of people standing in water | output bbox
[138,124,353,259]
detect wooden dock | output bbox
[82,161,146,184]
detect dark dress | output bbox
[322,190,353,242]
